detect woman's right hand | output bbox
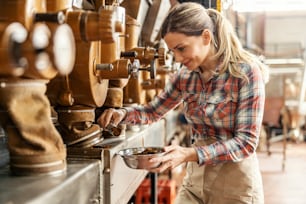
[97,108,127,128]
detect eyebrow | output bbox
[173,43,184,51]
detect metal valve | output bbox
[138,59,157,79]
[129,59,140,78]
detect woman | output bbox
[98,2,268,204]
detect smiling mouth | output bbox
[183,61,191,67]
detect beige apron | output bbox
[175,139,264,204]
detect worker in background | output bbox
[98,2,268,204]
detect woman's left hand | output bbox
[149,145,198,173]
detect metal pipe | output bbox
[150,172,158,204]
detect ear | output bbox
[201,29,211,46]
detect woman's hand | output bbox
[97,108,127,128]
[149,145,198,173]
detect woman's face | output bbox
[164,31,210,71]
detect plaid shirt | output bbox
[123,63,265,165]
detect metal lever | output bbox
[96,64,114,71]
[34,12,65,24]
[120,51,138,58]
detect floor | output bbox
[258,141,306,204]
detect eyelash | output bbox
[177,47,185,52]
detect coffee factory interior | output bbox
[0,0,306,203]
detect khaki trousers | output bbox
[175,140,264,204]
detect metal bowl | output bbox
[117,147,165,170]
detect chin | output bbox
[185,65,197,71]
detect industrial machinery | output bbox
[0,0,177,203]
[0,0,76,176]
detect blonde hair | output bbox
[161,2,269,83]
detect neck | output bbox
[199,48,218,73]
[199,59,218,73]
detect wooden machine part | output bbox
[119,0,173,105]
[0,0,76,176]
[141,0,171,46]
[0,22,28,77]
[0,23,75,80]
[46,2,132,108]
[45,1,136,147]
[122,45,167,104]
[0,0,46,30]
[56,105,103,147]
[0,1,42,77]
[22,23,75,79]
[121,0,151,32]
[0,0,75,79]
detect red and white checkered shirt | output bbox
[123,63,265,165]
